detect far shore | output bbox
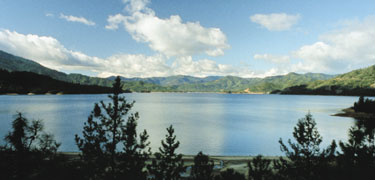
[60,152,280,176]
[1,91,268,96]
[333,107,375,119]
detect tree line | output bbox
[1,77,374,179]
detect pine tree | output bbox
[248,155,273,180]
[338,118,375,179]
[276,113,336,180]
[75,76,150,180]
[148,125,185,180]
[214,168,245,180]
[2,112,60,179]
[118,113,151,179]
[191,151,214,180]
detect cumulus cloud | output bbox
[250,13,300,31]
[253,16,375,74]
[0,29,262,78]
[60,13,96,26]
[0,29,101,70]
[106,0,229,57]
[254,54,290,63]
[292,17,375,72]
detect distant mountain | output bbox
[0,49,340,94]
[173,73,334,93]
[108,75,222,86]
[273,65,375,96]
[248,72,335,93]
[0,69,112,94]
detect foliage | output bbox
[0,112,61,180]
[353,96,375,114]
[214,168,245,180]
[337,118,375,179]
[276,113,337,180]
[191,151,214,180]
[248,155,273,180]
[75,76,150,179]
[148,125,185,180]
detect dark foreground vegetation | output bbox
[353,96,375,114]
[1,77,374,180]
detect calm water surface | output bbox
[0,93,357,156]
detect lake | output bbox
[0,93,357,156]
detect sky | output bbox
[1,0,375,78]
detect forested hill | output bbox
[172,73,334,93]
[0,69,113,94]
[273,65,375,96]
[108,75,222,86]
[0,50,70,81]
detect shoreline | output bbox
[333,107,375,119]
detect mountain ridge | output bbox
[0,49,351,94]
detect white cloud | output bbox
[106,0,229,57]
[0,29,261,78]
[105,14,127,30]
[250,13,300,31]
[253,16,375,74]
[254,54,290,63]
[0,29,102,70]
[292,17,375,72]
[122,0,151,13]
[60,13,96,26]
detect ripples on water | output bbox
[0,93,356,155]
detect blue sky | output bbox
[1,0,375,77]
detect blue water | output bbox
[0,93,357,156]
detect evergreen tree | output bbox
[276,113,336,180]
[75,76,150,180]
[214,168,245,180]
[1,112,60,180]
[75,105,108,179]
[248,155,273,180]
[118,113,151,179]
[148,125,185,180]
[338,118,375,179]
[191,151,214,180]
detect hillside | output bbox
[0,50,69,81]
[109,75,222,86]
[273,65,375,96]
[173,73,334,93]
[0,69,113,94]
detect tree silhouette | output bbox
[1,112,60,180]
[118,113,151,179]
[191,151,214,180]
[248,155,273,180]
[148,125,185,180]
[338,118,375,179]
[214,168,245,180]
[75,76,150,179]
[276,113,336,180]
